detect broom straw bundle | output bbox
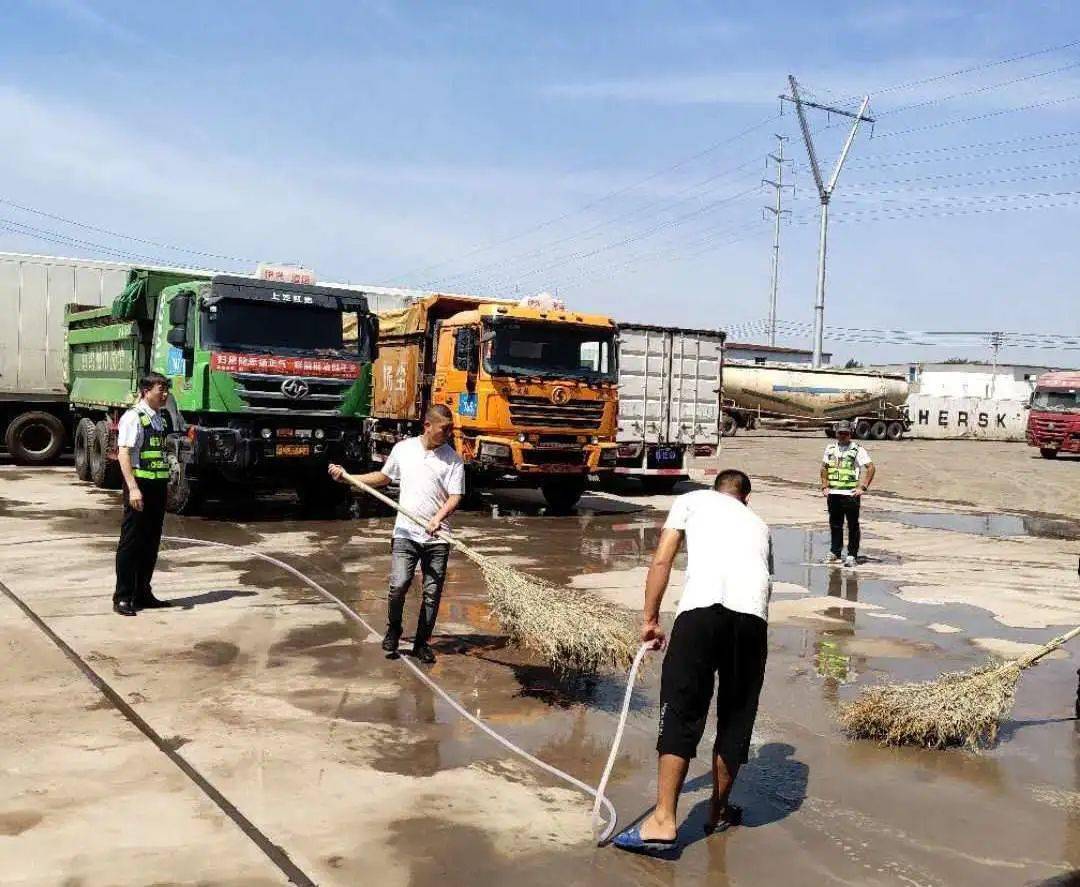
[839,624,1080,749]
[344,477,639,673]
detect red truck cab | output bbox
[1027,371,1080,458]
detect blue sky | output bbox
[2,0,1078,366]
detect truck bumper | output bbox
[611,442,692,477]
[472,436,616,475]
[180,422,366,472]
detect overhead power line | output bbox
[0,196,258,265]
[387,112,781,285]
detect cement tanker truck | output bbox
[722,364,911,440]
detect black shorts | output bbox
[656,603,767,772]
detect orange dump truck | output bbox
[366,294,619,511]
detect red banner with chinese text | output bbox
[210,351,360,379]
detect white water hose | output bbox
[164,535,654,845]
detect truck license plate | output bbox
[275,444,311,457]
[655,447,678,463]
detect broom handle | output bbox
[339,474,472,555]
[1017,624,1080,668]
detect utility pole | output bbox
[763,135,793,347]
[782,76,874,367]
[989,331,1004,397]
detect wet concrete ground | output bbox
[1,463,1078,885]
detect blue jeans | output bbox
[388,537,450,646]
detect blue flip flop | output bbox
[612,823,679,855]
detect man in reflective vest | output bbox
[113,372,174,616]
[820,420,875,567]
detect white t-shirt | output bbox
[116,401,164,469]
[382,437,466,544]
[822,442,873,497]
[663,490,773,622]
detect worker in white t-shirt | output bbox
[820,420,875,567]
[329,404,465,664]
[613,469,773,855]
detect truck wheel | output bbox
[886,420,904,441]
[74,418,96,481]
[640,476,680,495]
[5,411,65,464]
[167,460,202,514]
[1040,448,1059,459]
[540,477,586,514]
[721,414,737,437]
[89,420,121,488]
[824,426,836,438]
[853,420,872,440]
[869,420,888,440]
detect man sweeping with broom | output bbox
[328,404,464,665]
[614,469,773,855]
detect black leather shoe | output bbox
[412,644,436,665]
[113,599,137,616]
[138,597,173,609]
[382,629,401,653]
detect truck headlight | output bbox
[517,432,527,443]
[590,435,600,445]
[479,441,512,460]
[261,428,272,439]
[314,428,325,440]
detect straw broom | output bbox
[839,625,1080,749]
[342,477,639,673]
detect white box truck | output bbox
[0,252,136,462]
[612,323,726,492]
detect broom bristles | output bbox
[465,550,639,673]
[839,661,1023,749]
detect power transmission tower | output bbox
[763,135,793,347]
[782,76,874,367]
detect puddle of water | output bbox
[877,510,1080,540]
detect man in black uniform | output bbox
[113,372,173,616]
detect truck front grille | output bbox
[232,373,352,416]
[508,395,605,430]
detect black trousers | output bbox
[387,537,450,646]
[657,604,768,773]
[114,481,167,605]
[827,493,861,558]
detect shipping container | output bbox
[613,323,725,491]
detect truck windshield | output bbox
[1031,389,1080,411]
[484,320,616,382]
[201,299,346,355]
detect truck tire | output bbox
[721,413,737,437]
[5,410,65,464]
[640,476,680,495]
[89,420,121,488]
[869,420,888,440]
[74,418,96,481]
[167,460,202,514]
[853,420,872,440]
[540,477,586,514]
[886,420,904,441]
[1040,448,1059,459]
[824,426,836,439]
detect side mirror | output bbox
[358,314,379,364]
[166,326,187,348]
[453,327,478,373]
[169,293,192,327]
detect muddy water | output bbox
[211,502,1080,885]
[4,476,1078,885]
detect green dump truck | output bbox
[66,268,379,513]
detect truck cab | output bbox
[1026,371,1080,458]
[67,270,379,512]
[370,295,618,511]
